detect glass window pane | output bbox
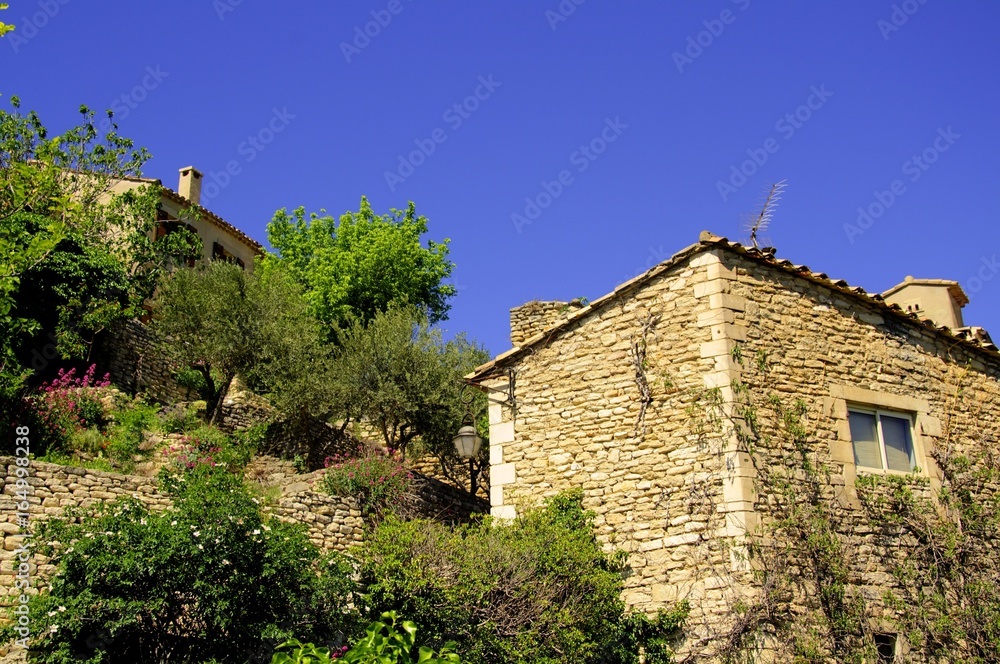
[849,411,882,469]
[880,415,914,472]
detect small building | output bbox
[111,166,262,269]
[466,231,1000,661]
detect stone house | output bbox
[466,231,1000,661]
[110,165,263,269]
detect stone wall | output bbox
[485,242,1000,661]
[509,299,585,347]
[487,252,742,634]
[721,251,1000,659]
[0,458,485,608]
[96,319,196,404]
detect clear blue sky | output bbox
[3,1,998,355]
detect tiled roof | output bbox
[114,173,264,254]
[159,187,264,254]
[466,231,997,382]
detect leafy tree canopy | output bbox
[0,4,12,37]
[266,197,456,336]
[0,97,197,401]
[150,260,332,425]
[330,306,489,489]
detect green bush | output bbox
[158,402,202,433]
[273,613,461,664]
[1,467,360,663]
[357,489,686,664]
[320,447,412,515]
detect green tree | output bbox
[330,306,489,491]
[0,3,12,37]
[266,197,455,335]
[149,261,332,425]
[357,490,688,664]
[0,97,190,403]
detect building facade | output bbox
[111,165,262,269]
[467,232,1000,661]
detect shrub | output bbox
[25,365,110,454]
[272,613,460,664]
[1,467,360,663]
[158,402,202,433]
[356,489,686,664]
[166,424,258,474]
[320,447,412,515]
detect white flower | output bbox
[58,606,65,612]
[222,559,231,566]
[252,529,261,536]
[193,531,200,537]
[50,625,58,633]
[198,544,204,550]
[47,611,56,617]
[170,520,177,526]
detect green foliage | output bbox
[266,197,455,333]
[339,612,461,664]
[357,489,685,663]
[330,307,489,489]
[1,467,359,663]
[320,447,413,515]
[0,96,197,407]
[150,261,332,425]
[0,4,13,37]
[166,424,258,474]
[272,638,340,663]
[856,450,1000,661]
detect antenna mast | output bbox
[747,179,787,249]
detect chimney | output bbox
[510,299,586,347]
[882,276,969,329]
[178,166,203,206]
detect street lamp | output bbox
[452,424,483,460]
[453,385,484,495]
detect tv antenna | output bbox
[744,179,787,249]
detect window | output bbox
[848,408,915,472]
[874,633,897,662]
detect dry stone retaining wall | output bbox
[0,457,486,608]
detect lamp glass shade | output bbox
[453,425,483,459]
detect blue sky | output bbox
[3,1,998,355]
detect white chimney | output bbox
[178,166,203,206]
[882,276,969,329]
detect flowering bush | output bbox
[27,365,111,454]
[320,447,412,515]
[1,467,361,663]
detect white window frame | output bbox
[847,406,917,475]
